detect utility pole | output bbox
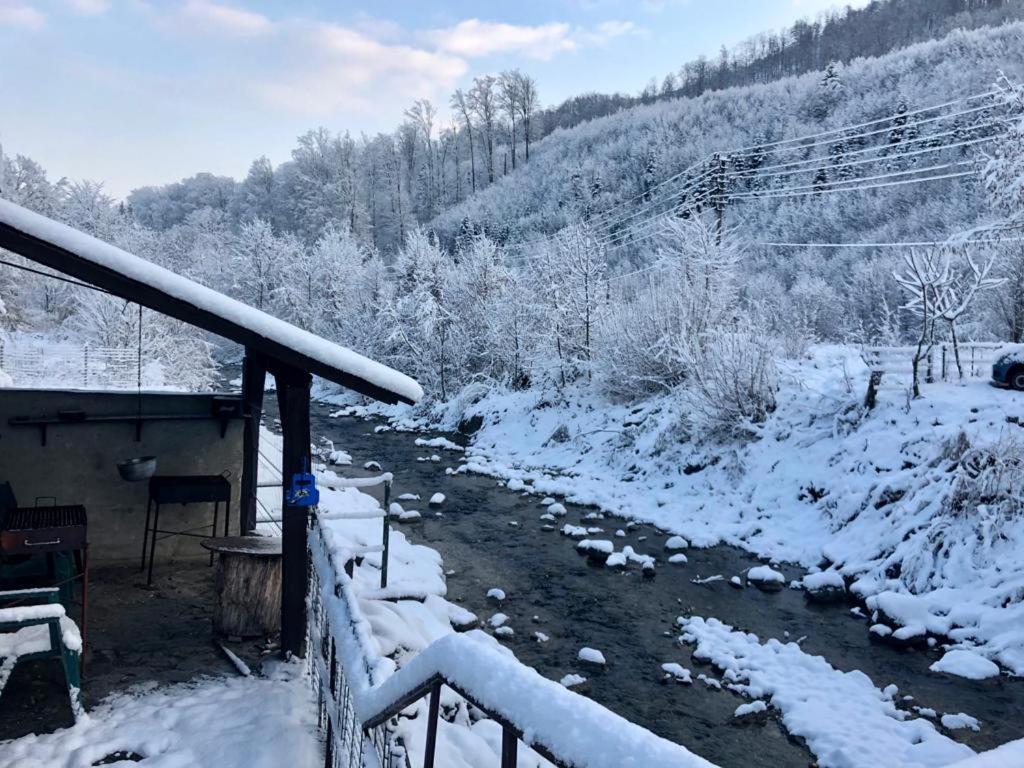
[712,152,729,245]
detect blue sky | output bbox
[0,0,865,197]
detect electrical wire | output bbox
[722,90,1003,157]
[0,257,112,294]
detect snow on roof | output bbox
[0,198,423,405]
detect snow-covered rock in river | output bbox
[560,673,587,688]
[578,647,606,665]
[577,539,614,562]
[802,570,847,603]
[397,493,420,501]
[941,712,980,732]
[363,461,382,471]
[494,626,514,638]
[747,565,786,590]
[664,536,689,551]
[486,588,506,601]
[660,663,692,683]
[488,613,508,628]
[547,503,567,516]
[930,650,1000,680]
[734,700,768,719]
[561,524,589,539]
[429,492,446,506]
[668,553,688,565]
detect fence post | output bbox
[941,344,947,382]
[423,682,442,768]
[501,726,518,768]
[381,480,391,589]
[83,345,89,389]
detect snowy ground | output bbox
[0,662,320,768]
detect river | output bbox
[302,402,1023,768]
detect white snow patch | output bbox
[578,647,607,665]
[679,616,974,768]
[929,650,1000,680]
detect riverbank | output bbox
[320,345,1024,679]
[305,404,1024,768]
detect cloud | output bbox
[256,22,467,115]
[178,0,272,37]
[66,0,111,14]
[424,19,577,61]
[0,3,45,29]
[423,18,641,61]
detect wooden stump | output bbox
[202,536,282,638]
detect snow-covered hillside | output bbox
[382,347,1024,675]
[433,22,1024,255]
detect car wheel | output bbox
[1012,368,1024,391]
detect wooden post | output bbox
[274,365,312,658]
[424,682,442,768]
[501,726,518,768]
[864,370,883,411]
[240,351,267,535]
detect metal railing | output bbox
[307,514,710,768]
[307,523,403,768]
[0,339,148,390]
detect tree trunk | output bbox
[211,544,283,638]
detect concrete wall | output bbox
[0,389,244,563]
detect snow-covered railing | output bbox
[861,342,1002,382]
[308,525,396,768]
[307,520,715,768]
[0,339,161,391]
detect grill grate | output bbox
[4,506,88,531]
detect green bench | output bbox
[0,586,83,721]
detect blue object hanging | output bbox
[286,460,319,508]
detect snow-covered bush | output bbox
[676,328,779,439]
[947,430,1024,520]
[597,214,743,401]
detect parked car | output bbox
[992,346,1024,390]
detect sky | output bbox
[0,0,868,198]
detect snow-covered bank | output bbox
[679,616,974,768]
[334,346,1024,676]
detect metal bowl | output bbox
[117,456,157,482]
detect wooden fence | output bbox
[860,342,1003,383]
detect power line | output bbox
[724,169,975,203]
[0,258,112,294]
[725,159,974,200]
[727,130,1000,183]
[722,90,1002,157]
[756,235,1024,248]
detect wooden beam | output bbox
[0,222,415,404]
[240,351,267,535]
[275,365,312,658]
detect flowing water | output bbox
[300,403,1024,768]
